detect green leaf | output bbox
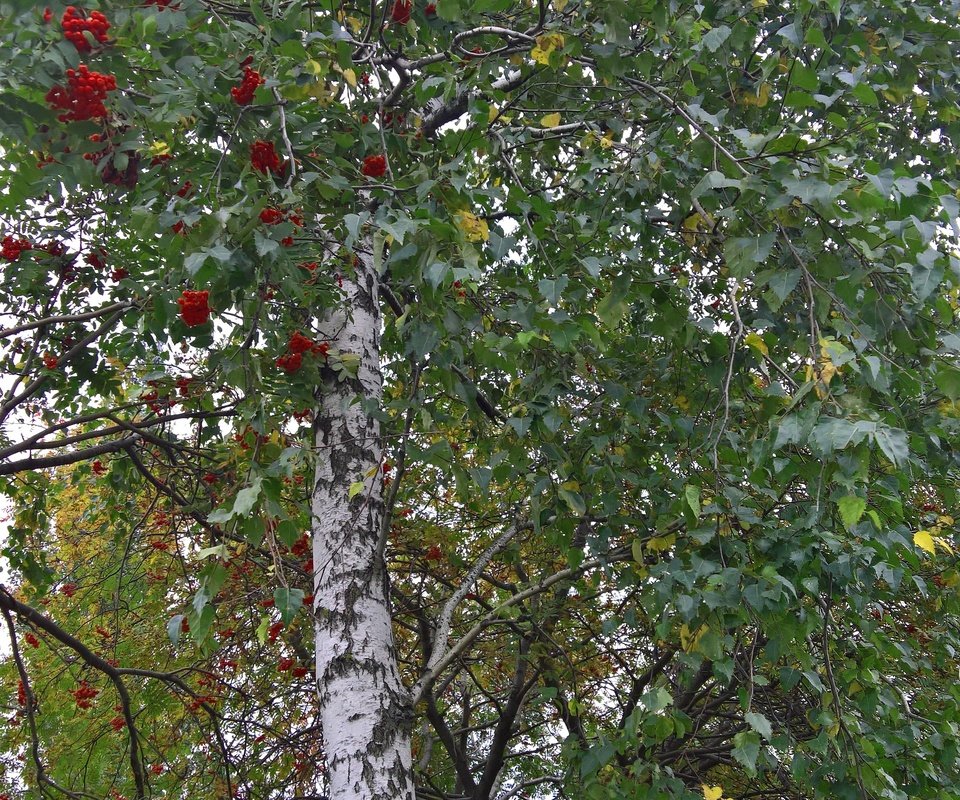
[836,495,866,530]
[166,615,184,646]
[745,711,773,741]
[274,587,304,625]
[731,730,761,773]
[683,484,701,521]
[232,478,263,518]
[935,366,960,401]
[558,487,586,516]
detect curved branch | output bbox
[0,589,147,799]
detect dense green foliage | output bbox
[0,0,959,798]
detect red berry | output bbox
[390,0,412,23]
[361,154,387,178]
[250,140,284,175]
[276,352,303,374]
[231,66,263,105]
[259,207,284,225]
[177,290,211,327]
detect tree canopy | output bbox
[0,0,959,799]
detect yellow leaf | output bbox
[540,112,561,128]
[553,0,569,9]
[345,15,363,34]
[702,786,723,800]
[454,210,489,243]
[488,105,499,123]
[531,32,565,65]
[744,331,769,357]
[341,67,357,88]
[646,533,676,552]
[599,134,614,149]
[348,481,365,499]
[147,140,170,157]
[740,82,771,107]
[914,530,936,555]
[674,394,690,412]
[681,623,708,652]
[305,59,325,76]
[751,0,768,7]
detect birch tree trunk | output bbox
[312,254,415,799]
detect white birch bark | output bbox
[312,253,415,800]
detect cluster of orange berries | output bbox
[361,154,387,178]
[231,65,263,105]
[1,235,31,261]
[250,140,285,175]
[71,680,99,710]
[390,0,411,23]
[61,6,110,52]
[85,246,128,280]
[45,65,117,122]
[276,331,330,374]
[177,289,211,327]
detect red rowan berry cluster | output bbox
[276,331,330,374]
[1,235,32,261]
[390,0,412,23]
[177,290,211,327]
[290,533,310,558]
[381,110,406,129]
[43,353,59,369]
[61,582,78,597]
[231,66,263,105]
[71,680,99,710]
[259,207,285,225]
[268,621,285,642]
[61,7,110,52]
[17,681,27,707]
[85,247,107,269]
[425,3,437,14]
[46,66,117,122]
[24,633,40,648]
[110,715,125,732]
[91,460,106,475]
[361,154,387,178]
[250,140,285,175]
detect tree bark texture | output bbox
[312,255,415,800]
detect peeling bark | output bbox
[312,255,415,800]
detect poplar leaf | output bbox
[914,529,936,555]
[647,533,676,552]
[454,210,489,242]
[744,331,769,357]
[540,112,561,128]
[837,495,866,529]
[531,33,564,65]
